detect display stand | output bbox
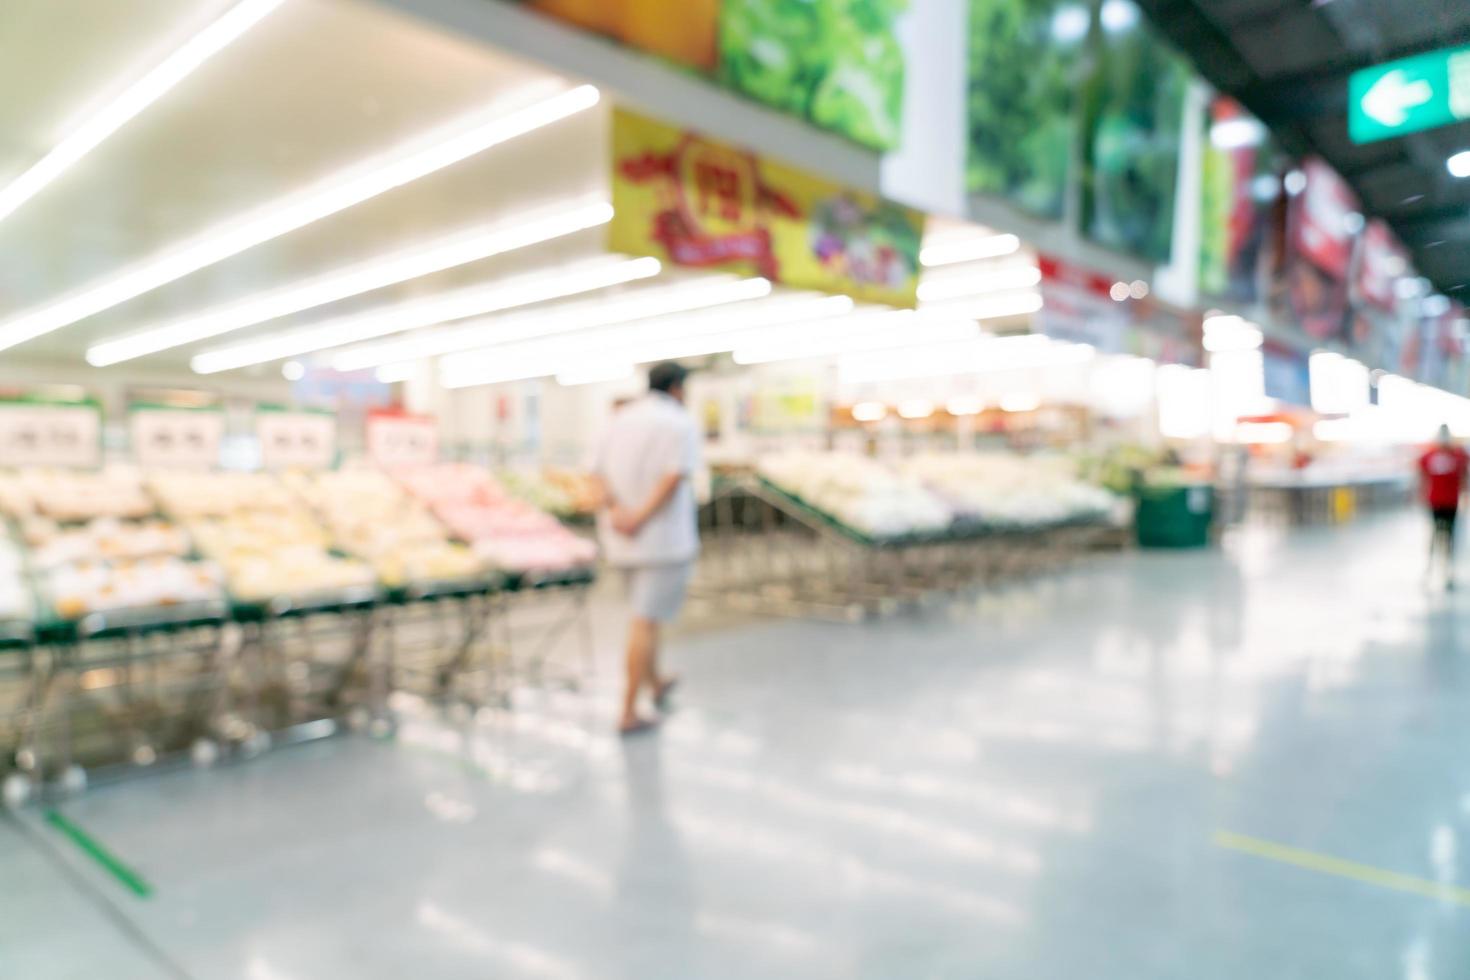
[693,477,1110,621]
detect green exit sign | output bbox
[1349,44,1470,143]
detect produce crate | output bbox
[1134,484,1215,549]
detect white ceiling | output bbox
[0,0,612,370]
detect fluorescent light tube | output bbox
[0,83,600,355]
[86,199,611,366]
[0,0,284,227]
[440,294,852,389]
[190,255,660,373]
[919,234,1021,267]
[338,276,773,373]
[917,266,1041,303]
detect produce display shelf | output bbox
[36,598,229,643]
[0,617,35,649]
[754,476,1111,547]
[229,584,381,623]
[504,565,598,592]
[384,572,507,606]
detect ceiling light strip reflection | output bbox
[339,276,774,373]
[0,0,285,228]
[190,255,660,373]
[440,295,853,389]
[0,84,600,356]
[86,199,611,366]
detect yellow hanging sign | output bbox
[610,108,923,308]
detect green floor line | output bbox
[44,809,153,899]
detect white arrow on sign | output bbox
[1362,69,1434,127]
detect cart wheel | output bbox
[2,772,31,809]
[368,716,396,740]
[131,744,158,767]
[241,730,272,758]
[58,765,87,796]
[191,738,221,769]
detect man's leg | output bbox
[621,615,658,729]
[1446,512,1459,587]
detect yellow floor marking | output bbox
[1214,830,1470,908]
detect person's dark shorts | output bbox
[1433,506,1459,535]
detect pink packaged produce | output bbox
[396,464,596,573]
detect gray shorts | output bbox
[622,563,694,623]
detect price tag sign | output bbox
[366,413,437,469]
[129,408,224,469]
[0,402,101,467]
[256,411,336,470]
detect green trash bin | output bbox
[1134,483,1214,548]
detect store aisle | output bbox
[7,514,1470,979]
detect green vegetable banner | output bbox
[1079,2,1190,263]
[508,0,909,151]
[966,0,1083,219]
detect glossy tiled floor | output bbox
[8,514,1470,979]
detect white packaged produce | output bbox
[22,517,190,570]
[757,452,954,538]
[147,471,296,518]
[0,468,153,520]
[43,557,225,620]
[151,470,374,601]
[282,469,482,586]
[901,453,1117,528]
[0,537,31,623]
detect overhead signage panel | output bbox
[1349,44,1470,143]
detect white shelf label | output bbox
[0,403,101,468]
[129,409,224,469]
[256,412,336,470]
[366,414,437,469]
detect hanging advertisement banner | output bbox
[611,108,924,307]
[966,0,1082,219]
[0,399,102,468]
[1080,8,1192,262]
[1198,96,1281,304]
[365,410,438,469]
[129,406,224,470]
[506,0,908,151]
[1036,256,1128,352]
[1278,157,1359,345]
[1356,219,1406,312]
[255,408,337,470]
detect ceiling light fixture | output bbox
[190,255,660,373]
[0,0,284,227]
[919,233,1021,268]
[1208,117,1268,150]
[916,266,1042,303]
[86,199,612,366]
[439,294,852,389]
[918,290,1045,322]
[1448,150,1470,178]
[339,275,773,373]
[732,313,979,365]
[0,84,601,356]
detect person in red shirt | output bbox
[1419,425,1470,587]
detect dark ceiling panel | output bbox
[1229,11,1343,78]
[1136,0,1470,295]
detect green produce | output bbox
[967,0,1082,218]
[1079,6,1190,261]
[718,0,908,151]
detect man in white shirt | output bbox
[592,362,701,735]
